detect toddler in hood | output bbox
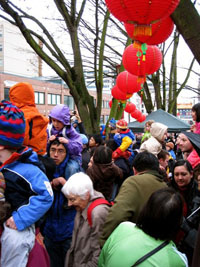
[140,122,168,156]
[47,104,82,163]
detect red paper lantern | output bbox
[124,17,174,45]
[122,44,162,77]
[125,102,136,113]
[109,100,112,108]
[131,109,142,120]
[138,114,146,122]
[116,71,143,94]
[111,85,130,100]
[105,0,180,24]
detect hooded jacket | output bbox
[0,147,53,231]
[48,104,82,158]
[140,122,168,156]
[9,82,49,155]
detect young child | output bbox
[141,120,154,143]
[191,103,200,134]
[140,122,168,156]
[47,104,83,164]
[0,100,54,267]
[113,119,135,164]
[9,82,49,155]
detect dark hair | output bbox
[132,151,159,172]
[47,138,67,156]
[105,139,118,152]
[93,145,112,164]
[136,187,183,240]
[192,103,200,122]
[173,159,193,175]
[89,134,103,146]
[157,149,169,160]
[38,155,56,181]
[171,159,193,188]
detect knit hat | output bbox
[80,134,88,145]
[0,100,25,148]
[109,118,116,129]
[166,142,174,150]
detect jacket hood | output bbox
[49,104,70,125]
[9,82,36,108]
[150,122,168,141]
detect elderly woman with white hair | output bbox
[58,172,110,267]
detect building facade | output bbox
[0,72,111,123]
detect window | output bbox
[64,95,74,110]
[104,101,110,109]
[105,115,109,123]
[4,88,9,101]
[35,92,45,104]
[100,115,104,124]
[0,59,3,66]
[102,100,105,108]
[0,44,2,52]
[48,94,61,105]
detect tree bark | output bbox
[171,0,200,64]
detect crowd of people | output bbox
[0,82,200,267]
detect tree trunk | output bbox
[171,0,200,64]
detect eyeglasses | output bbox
[50,148,66,155]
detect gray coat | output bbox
[65,190,110,267]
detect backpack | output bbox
[87,198,113,227]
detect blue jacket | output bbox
[43,154,81,242]
[0,147,54,231]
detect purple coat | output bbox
[48,104,82,157]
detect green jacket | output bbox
[99,222,188,267]
[100,170,167,247]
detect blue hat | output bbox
[0,100,25,148]
[80,134,88,145]
[109,118,116,129]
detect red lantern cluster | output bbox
[106,0,180,123]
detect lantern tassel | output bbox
[134,24,152,37]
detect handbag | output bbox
[131,240,169,267]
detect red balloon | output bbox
[125,103,136,113]
[122,44,162,76]
[109,100,112,108]
[116,71,143,94]
[105,0,180,24]
[131,109,142,119]
[111,85,127,100]
[124,17,174,45]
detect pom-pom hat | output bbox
[0,100,25,148]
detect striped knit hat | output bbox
[0,100,25,148]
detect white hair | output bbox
[61,172,94,199]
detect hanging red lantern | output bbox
[125,102,136,113]
[111,85,129,100]
[124,16,174,45]
[131,109,142,120]
[105,0,180,25]
[122,44,162,77]
[109,100,112,108]
[138,114,146,122]
[116,71,143,94]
